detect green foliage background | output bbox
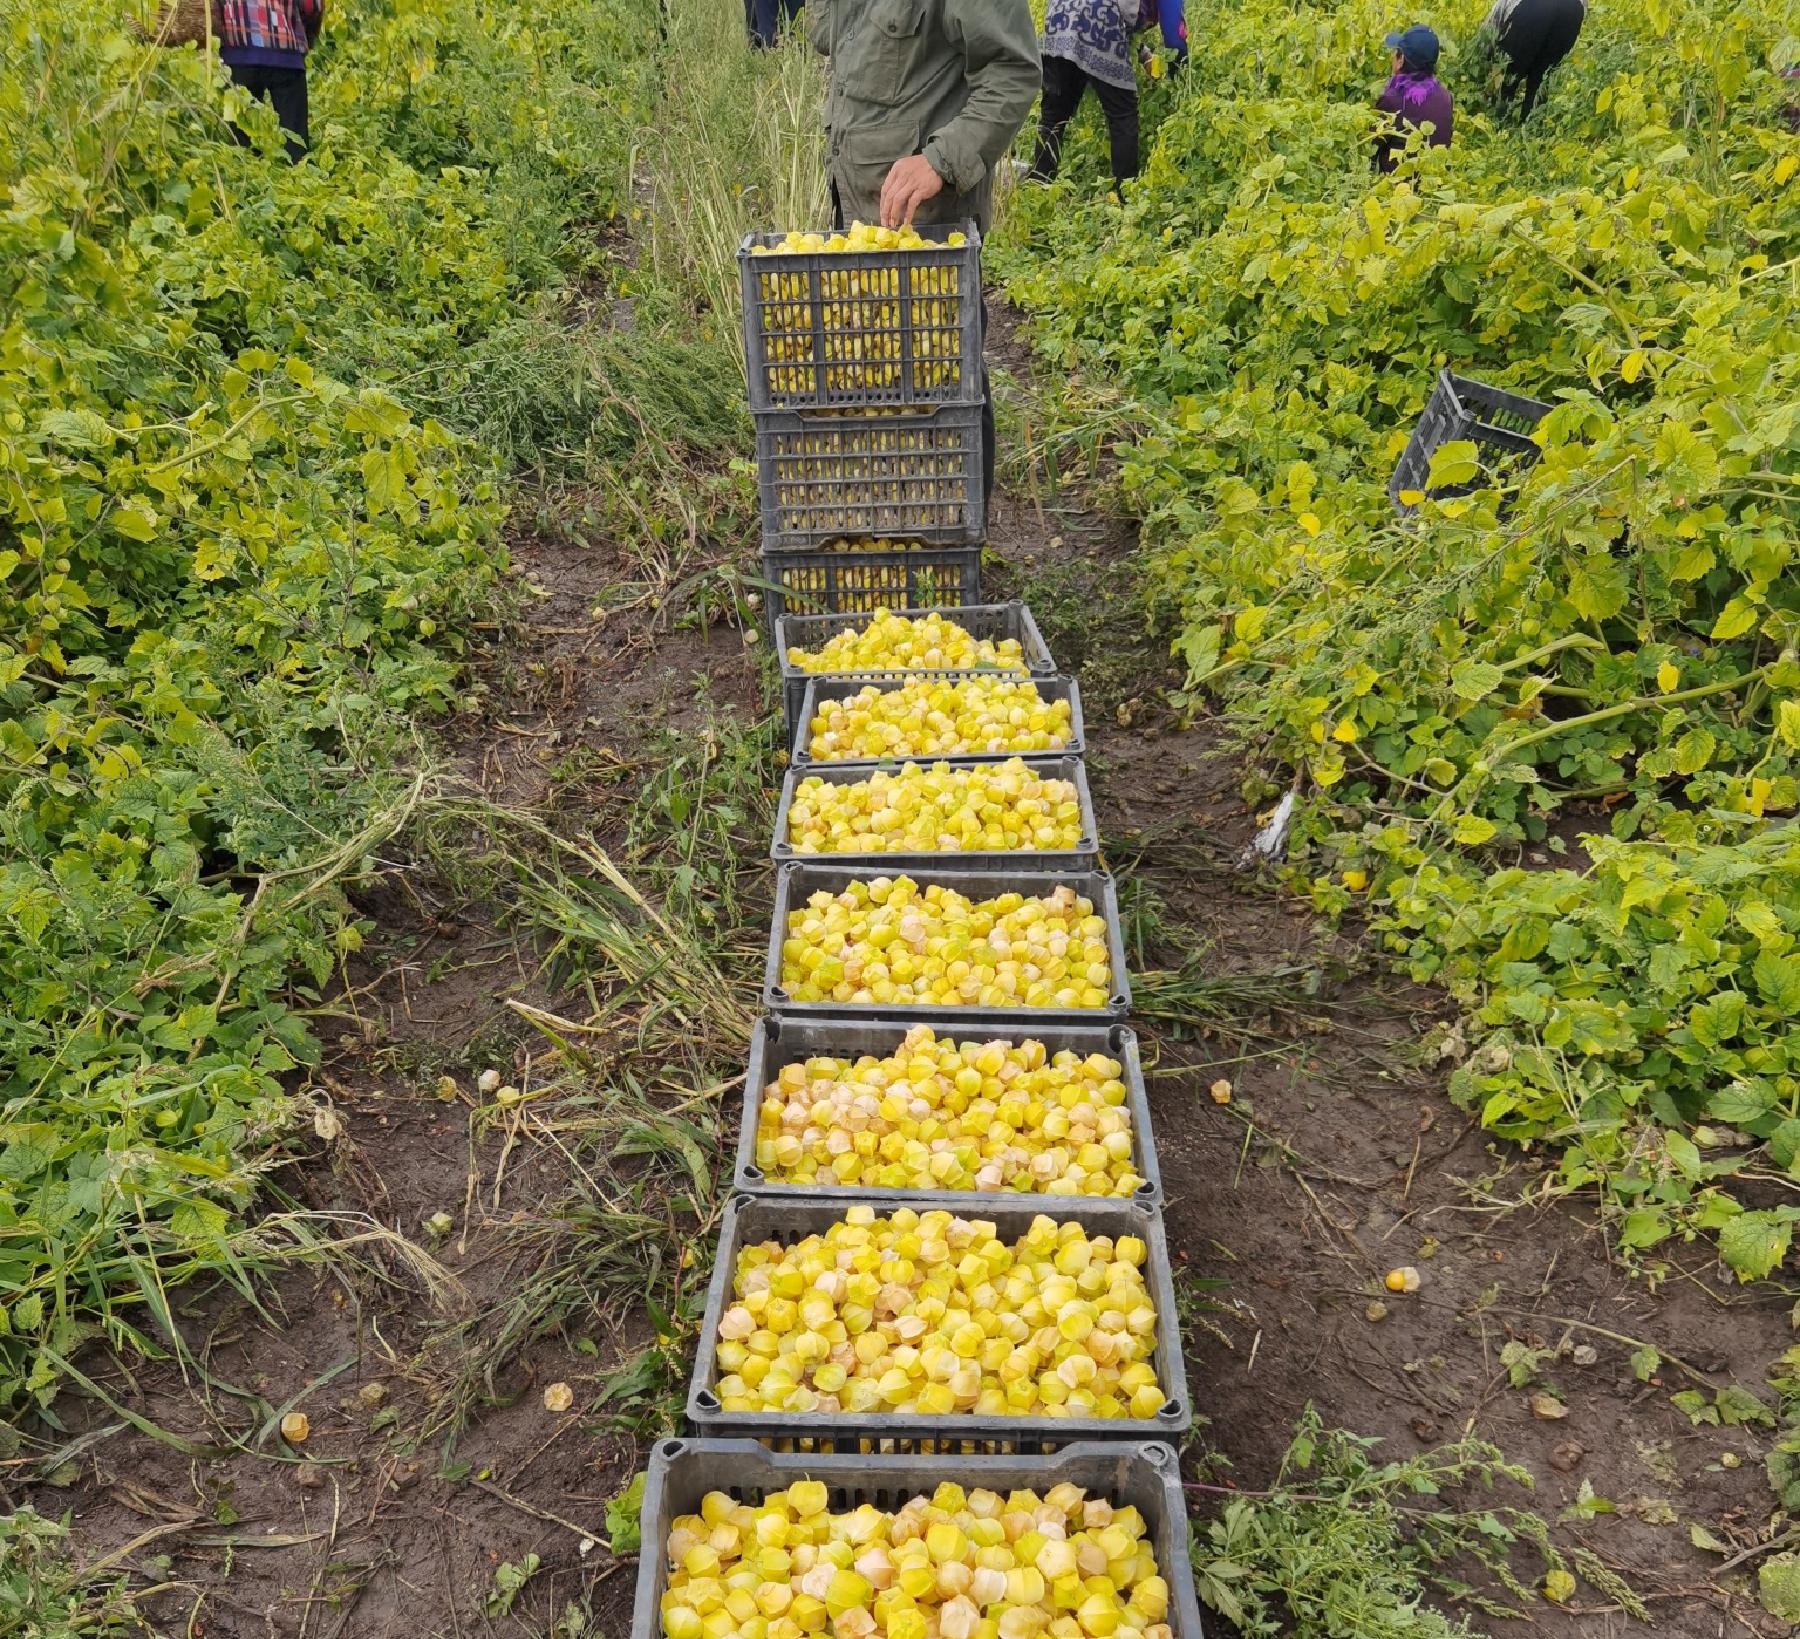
[0,0,646,1407]
[994,0,1800,1273]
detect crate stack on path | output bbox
[742,223,987,628]
[633,221,1200,1639]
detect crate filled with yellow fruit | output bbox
[772,756,1099,873]
[733,1016,1162,1208]
[763,865,1130,1026]
[794,674,1086,769]
[630,1438,1206,1639]
[756,406,985,549]
[686,1196,1190,1449]
[758,539,983,626]
[741,221,983,413]
[773,603,1055,738]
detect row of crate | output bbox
[743,226,988,552]
[634,580,1205,1638]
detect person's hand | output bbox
[879,153,945,227]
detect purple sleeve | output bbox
[1158,0,1186,53]
[1374,82,1403,116]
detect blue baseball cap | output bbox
[1384,24,1440,69]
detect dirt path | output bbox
[14,278,1794,1639]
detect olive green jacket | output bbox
[809,0,1040,235]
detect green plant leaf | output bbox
[1718,1212,1793,1281]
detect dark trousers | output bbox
[1496,0,1584,118]
[747,0,801,46]
[828,185,997,505]
[1031,54,1140,187]
[227,62,308,161]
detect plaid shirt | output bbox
[219,0,321,62]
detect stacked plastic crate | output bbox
[740,224,987,627]
[631,228,1203,1639]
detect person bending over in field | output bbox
[1486,0,1586,119]
[219,0,322,160]
[1029,1,1189,194]
[809,0,1039,499]
[1373,23,1454,173]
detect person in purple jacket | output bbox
[1373,23,1454,173]
[1029,0,1188,192]
[218,0,323,160]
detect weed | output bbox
[0,1508,144,1638]
[1191,1408,1646,1636]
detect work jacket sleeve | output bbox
[922,0,1041,195]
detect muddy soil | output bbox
[10,293,1793,1639]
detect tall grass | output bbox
[643,0,827,346]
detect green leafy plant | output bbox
[994,0,1799,1267]
[1191,1409,1642,1637]
[606,1471,648,1554]
[0,0,649,1410]
[0,1508,142,1637]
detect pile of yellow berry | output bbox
[712,1207,1166,1420]
[661,1477,1174,1639]
[785,760,1082,858]
[755,1024,1143,1195]
[807,678,1073,762]
[787,609,1027,676]
[748,224,971,399]
[780,878,1112,1010]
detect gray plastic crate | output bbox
[794,674,1085,769]
[756,404,986,549]
[734,1014,1162,1207]
[689,1193,1190,1450]
[772,756,1099,873]
[765,862,1131,1026]
[757,544,982,627]
[740,224,983,413]
[1389,369,1550,511]
[774,601,1056,741]
[632,1439,1204,1639]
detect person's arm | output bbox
[922,0,1041,199]
[1156,0,1187,58]
[296,0,322,45]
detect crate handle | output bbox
[658,1438,687,1458]
[694,1389,722,1411]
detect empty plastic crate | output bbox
[733,1013,1161,1206]
[1389,369,1551,510]
[756,403,986,548]
[774,601,1056,738]
[764,862,1131,1026]
[632,1439,1205,1639]
[739,224,983,413]
[688,1193,1189,1450]
[757,543,982,627]
[794,674,1085,769]
[772,755,1099,873]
